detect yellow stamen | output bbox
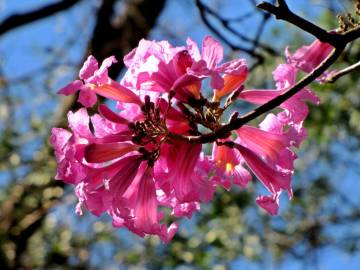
[225,162,234,173]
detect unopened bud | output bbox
[144,95,151,104]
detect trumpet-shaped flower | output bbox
[51,35,325,242]
[58,55,141,107]
[286,39,333,73]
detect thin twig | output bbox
[0,0,81,36]
[169,0,359,144]
[326,60,360,83]
[257,1,360,48]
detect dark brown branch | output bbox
[196,0,277,56]
[169,46,345,144]
[0,0,81,36]
[256,0,360,49]
[257,0,337,44]
[257,1,360,47]
[168,0,360,144]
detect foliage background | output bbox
[0,0,359,269]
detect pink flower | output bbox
[133,167,159,233]
[159,143,215,203]
[75,182,111,217]
[256,192,281,216]
[187,36,248,99]
[236,125,296,171]
[50,109,92,184]
[123,36,248,102]
[234,143,293,200]
[240,64,319,124]
[50,108,133,184]
[286,39,333,73]
[211,141,251,189]
[108,163,178,241]
[58,55,141,107]
[234,117,297,206]
[122,39,199,101]
[51,35,325,242]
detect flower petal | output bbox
[256,193,280,216]
[237,125,290,161]
[235,144,293,198]
[78,87,98,107]
[109,155,143,197]
[57,80,83,95]
[134,167,159,233]
[85,142,138,163]
[202,35,223,69]
[186,37,201,61]
[98,104,128,124]
[94,80,141,104]
[79,55,99,80]
[92,56,117,84]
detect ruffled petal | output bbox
[256,193,280,216]
[67,108,92,138]
[234,144,293,198]
[202,35,223,69]
[78,87,98,107]
[91,55,117,84]
[286,40,333,73]
[186,37,201,61]
[79,55,99,80]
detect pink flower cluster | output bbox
[51,36,332,242]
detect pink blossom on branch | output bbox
[122,36,248,103]
[286,39,334,74]
[58,55,141,107]
[51,35,324,242]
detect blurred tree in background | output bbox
[0,0,359,269]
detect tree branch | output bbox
[326,60,360,83]
[195,0,263,60]
[168,0,360,144]
[256,0,348,47]
[169,46,345,144]
[0,0,81,36]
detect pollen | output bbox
[225,162,234,173]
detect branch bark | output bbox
[169,0,360,144]
[257,0,360,48]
